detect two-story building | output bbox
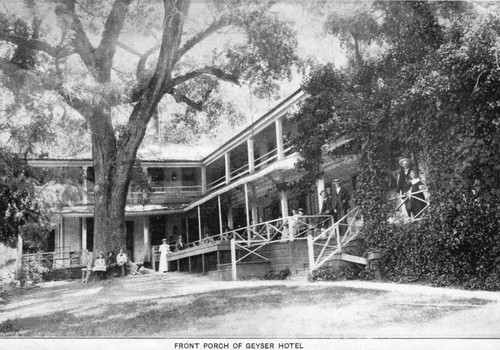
[28,89,365,279]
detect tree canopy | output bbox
[291,1,500,289]
[0,0,303,253]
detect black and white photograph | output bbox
[0,0,499,348]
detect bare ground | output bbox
[0,271,499,338]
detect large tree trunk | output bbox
[88,108,136,255]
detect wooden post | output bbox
[188,256,192,272]
[225,152,231,184]
[244,183,251,241]
[82,166,88,204]
[217,250,221,266]
[227,207,233,229]
[81,218,87,250]
[202,253,206,274]
[218,195,223,235]
[231,238,237,281]
[275,118,284,160]
[280,190,289,218]
[307,234,315,273]
[198,206,202,243]
[177,259,180,272]
[15,233,23,281]
[247,138,255,173]
[143,216,150,262]
[185,217,190,244]
[201,165,207,195]
[316,178,325,211]
[152,247,156,271]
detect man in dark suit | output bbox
[331,179,350,235]
[397,157,413,216]
[319,189,332,215]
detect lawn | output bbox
[0,274,495,338]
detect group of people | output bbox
[319,179,351,221]
[81,248,129,282]
[397,157,427,218]
[157,235,188,273]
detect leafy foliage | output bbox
[293,1,500,290]
[0,148,46,249]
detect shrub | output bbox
[263,267,291,280]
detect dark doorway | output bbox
[126,221,134,261]
[150,215,166,246]
[86,218,94,251]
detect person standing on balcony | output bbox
[397,157,413,216]
[331,179,350,234]
[159,238,169,273]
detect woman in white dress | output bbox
[159,238,169,273]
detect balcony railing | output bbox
[87,185,203,205]
[207,175,226,192]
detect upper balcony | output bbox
[203,89,304,194]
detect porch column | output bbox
[275,118,284,161]
[201,165,207,195]
[244,183,251,240]
[280,190,289,218]
[316,178,325,207]
[81,218,87,250]
[143,216,150,262]
[227,207,234,229]
[218,195,223,235]
[247,138,255,174]
[185,217,189,244]
[225,153,231,184]
[82,167,88,204]
[198,206,202,243]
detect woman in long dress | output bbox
[159,238,169,273]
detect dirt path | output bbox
[1,272,500,338]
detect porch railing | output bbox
[390,189,430,221]
[307,206,364,273]
[22,248,86,271]
[207,175,226,192]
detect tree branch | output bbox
[176,17,231,62]
[117,41,142,56]
[95,0,134,81]
[172,66,240,87]
[0,31,70,58]
[169,90,204,111]
[136,43,162,80]
[55,0,98,79]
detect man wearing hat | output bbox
[331,179,350,234]
[397,157,413,215]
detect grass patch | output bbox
[0,285,383,337]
